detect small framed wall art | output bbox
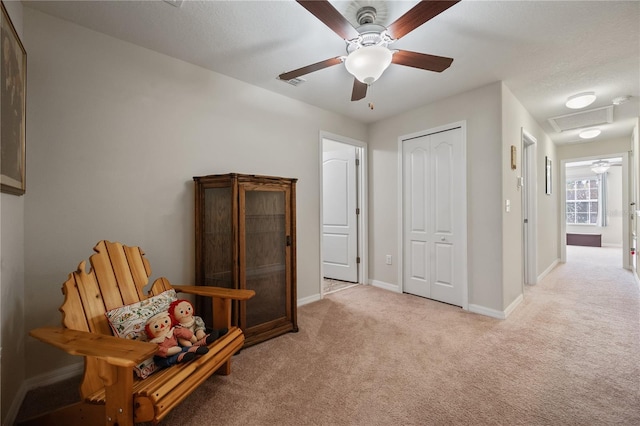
[0,1,27,195]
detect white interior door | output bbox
[403,127,465,306]
[323,145,358,282]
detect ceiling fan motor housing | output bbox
[347,23,391,54]
[356,6,377,25]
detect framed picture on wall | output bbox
[0,1,27,195]
[545,156,552,195]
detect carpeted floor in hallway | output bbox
[16,246,640,425]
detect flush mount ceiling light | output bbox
[344,45,393,85]
[579,128,601,139]
[566,92,596,109]
[591,160,610,174]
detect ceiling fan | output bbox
[278,0,460,101]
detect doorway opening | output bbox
[319,132,368,296]
[561,153,630,269]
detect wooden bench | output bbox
[24,240,254,425]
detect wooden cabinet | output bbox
[194,173,297,347]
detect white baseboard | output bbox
[298,294,321,306]
[4,363,83,426]
[25,362,84,388]
[468,293,523,320]
[3,383,28,426]
[537,258,559,282]
[504,293,524,318]
[370,278,525,320]
[468,304,506,320]
[370,279,401,293]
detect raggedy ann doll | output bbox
[144,311,208,369]
[169,299,228,345]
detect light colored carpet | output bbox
[16,246,640,425]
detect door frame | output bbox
[397,121,469,310]
[522,128,538,285]
[319,131,368,296]
[560,151,630,268]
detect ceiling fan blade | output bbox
[392,50,453,73]
[387,0,460,40]
[279,57,343,81]
[351,79,368,101]
[297,0,360,41]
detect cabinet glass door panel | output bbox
[203,187,234,289]
[243,189,287,328]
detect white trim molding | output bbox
[537,258,559,282]
[504,294,524,318]
[298,294,322,307]
[370,279,401,293]
[4,363,83,426]
[318,131,369,297]
[469,294,523,320]
[522,128,538,286]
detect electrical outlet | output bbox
[385,255,392,265]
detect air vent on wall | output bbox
[548,105,613,132]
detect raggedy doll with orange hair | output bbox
[144,311,208,368]
[168,299,227,346]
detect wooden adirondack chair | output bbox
[25,240,254,425]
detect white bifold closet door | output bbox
[403,127,464,306]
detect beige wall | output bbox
[22,9,367,379]
[537,141,560,278]
[501,85,524,308]
[366,82,560,316]
[0,0,26,422]
[368,82,504,313]
[557,137,631,161]
[501,84,558,308]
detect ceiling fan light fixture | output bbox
[579,128,601,139]
[591,161,610,174]
[565,92,596,109]
[344,45,392,85]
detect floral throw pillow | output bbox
[104,289,178,378]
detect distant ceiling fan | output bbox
[279,0,460,101]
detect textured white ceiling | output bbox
[24,0,640,145]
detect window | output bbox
[566,178,599,224]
